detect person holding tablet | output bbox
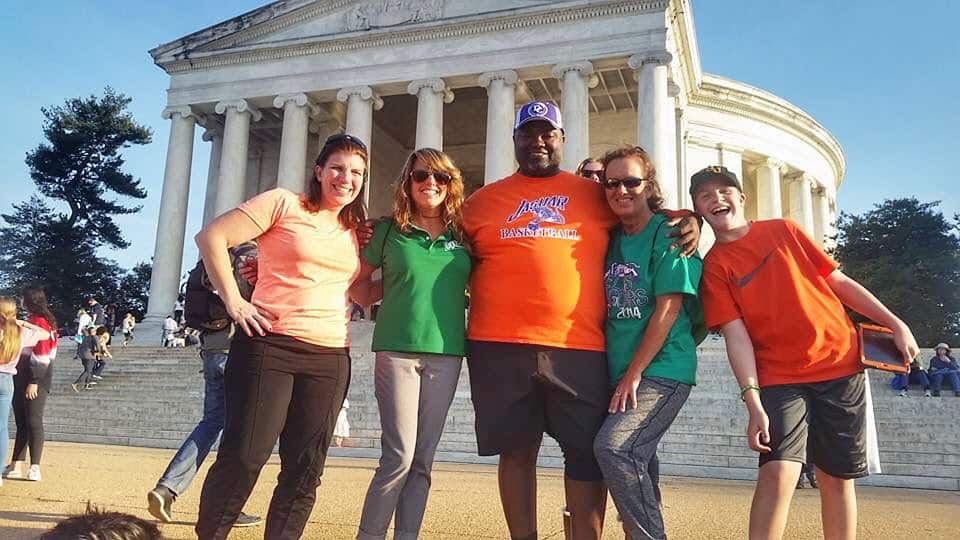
[693,165,919,540]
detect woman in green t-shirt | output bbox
[352,148,472,540]
[592,146,703,540]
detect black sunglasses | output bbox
[602,176,647,190]
[410,169,453,185]
[322,133,368,153]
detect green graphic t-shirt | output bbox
[604,213,703,386]
[361,219,472,356]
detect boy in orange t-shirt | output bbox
[692,165,919,540]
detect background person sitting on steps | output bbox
[890,357,932,397]
[928,343,960,396]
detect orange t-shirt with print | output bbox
[463,171,618,351]
[700,219,860,386]
[238,188,360,348]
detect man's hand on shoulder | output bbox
[661,209,702,257]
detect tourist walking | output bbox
[74,308,92,343]
[71,327,102,392]
[0,296,51,488]
[194,134,372,539]
[147,243,262,529]
[87,297,105,327]
[121,313,135,347]
[4,287,58,483]
[591,146,704,540]
[354,148,471,540]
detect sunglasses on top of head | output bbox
[410,170,453,185]
[322,133,368,153]
[602,176,647,190]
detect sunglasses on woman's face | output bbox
[410,169,453,185]
[602,176,647,190]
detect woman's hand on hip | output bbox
[608,369,643,414]
[227,299,273,337]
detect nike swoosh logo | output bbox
[734,250,774,288]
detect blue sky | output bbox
[1,1,957,272]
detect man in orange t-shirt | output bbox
[692,165,919,540]
[463,101,699,539]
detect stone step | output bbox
[11,334,956,491]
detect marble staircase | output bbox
[10,325,959,490]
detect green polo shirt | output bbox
[604,213,703,386]
[362,219,471,356]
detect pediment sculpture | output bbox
[346,0,445,31]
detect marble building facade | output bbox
[141,0,845,333]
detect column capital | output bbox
[787,172,814,185]
[214,99,262,122]
[667,81,681,98]
[407,78,454,104]
[309,117,343,134]
[202,126,223,142]
[552,60,595,80]
[336,86,384,110]
[273,93,320,116]
[478,70,519,90]
[761,157,785,171]
[161,105,201,122]
[628,51,673,70]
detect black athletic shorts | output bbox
[759,371,868,479]
[466,340,608,481]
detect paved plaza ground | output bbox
[0,442,957,539]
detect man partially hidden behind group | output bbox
[462,101,699,539]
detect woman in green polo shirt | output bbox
[591,146,704,540]
[354,148,471,540]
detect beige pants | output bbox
[357,351,462,540]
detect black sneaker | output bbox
[147,486,174,522]
[233,512,263,528]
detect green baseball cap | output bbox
[689,165,742,197]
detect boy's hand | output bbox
[665,214,701,257]
[357,219,377,247]
[746,404,772,453]
[892,323,920,365]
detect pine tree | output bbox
[835,198,960,346]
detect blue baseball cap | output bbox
[515,101,563,131]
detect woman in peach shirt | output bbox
[194,134,376,540]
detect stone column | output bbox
[788,173,816,235]
[755,157,784,219]
[200,123,223,227]
[813,186,832,247]
[630,51,676,209]
[213,99,261,216]
[552,61,597,173]
[140,106,198,342]
[274,93,318,192]
[479,70,519,183]
[337,86,383,207]
[407,78,454,150]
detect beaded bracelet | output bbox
[739,384,761,401]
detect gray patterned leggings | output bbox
[593,376,692,540]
